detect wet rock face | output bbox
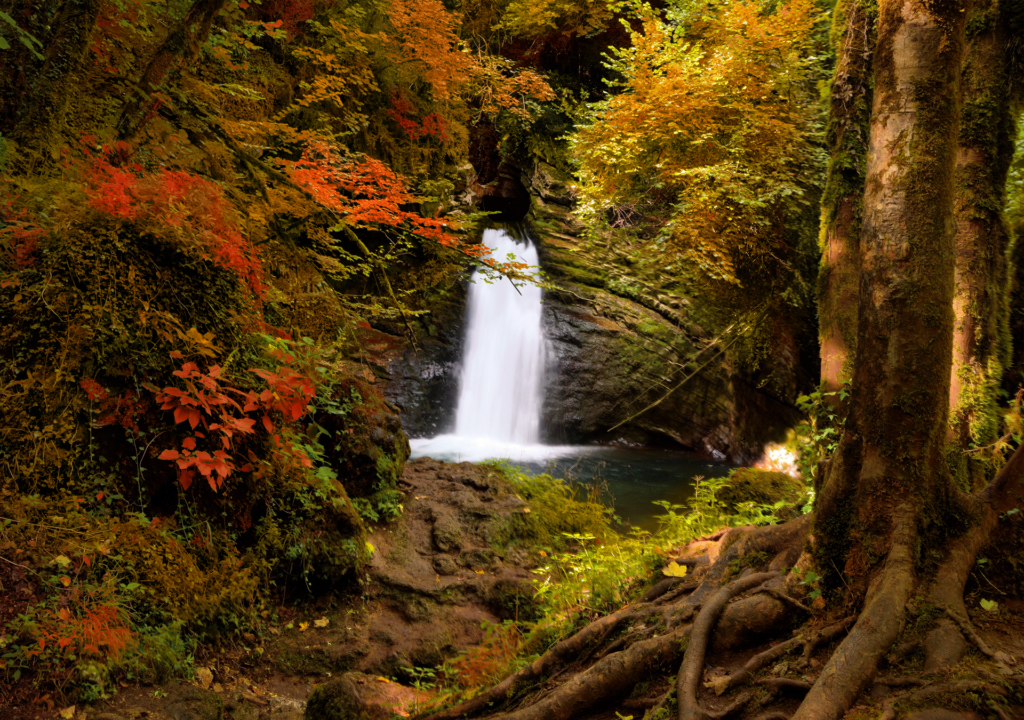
[474,163,532,222]
[528,162,802,462]
[386,318,464,439]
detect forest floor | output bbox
[6,458,1024,720]
[2,458,546,720]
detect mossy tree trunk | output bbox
[817,0,875,398]
[117,0,228,140]
[799,0,967,716]
[9,0,101,157]
[948,0,1016,451]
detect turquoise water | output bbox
[410,439,732,532]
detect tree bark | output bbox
[800,0,967,716]
[948,0,1015,451]
[9,0,101,155]
[817,0,875,397]
[117,0,228,139]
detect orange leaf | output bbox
[159,449,180,460]
[182,437,197,450]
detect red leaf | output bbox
[182,437,197,450]
[261,415,274,433]
[238,0,249,8]
[173,406,189,425]
[159,449,180,460]
[169,350,184,359]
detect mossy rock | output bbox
[164,686,224,720]
[305,673,428,720]
[320,377,410,500]
[432,511,465,552]
[717,468,805,508]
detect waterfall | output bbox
[410,227,561,461]
[454,228,546,443]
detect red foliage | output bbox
[85,148,265,296]
[257,0,318,37]
[0,198,46,269]
[34,603,133,661]
[387,93,450,141]
[285,141,489,257]
[80,378,108,402]
[146,351,317,491]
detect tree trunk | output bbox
[9,0,101,155]
[798,0,967,716]
[948,0,1015,452]
[117,0,228,140]
[817,0,875,397]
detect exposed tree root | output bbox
[878,680,1010,720]
[791,506,918,720]
[793,617,855,671]
[678,572,780,720]
[417,461,1024,720]
[713,635,804,694]
[422,599,656,720]
[704,691,754,720]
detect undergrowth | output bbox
[413,461,812,709]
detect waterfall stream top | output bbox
[452,228,547,444]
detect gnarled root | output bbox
[678,572,780,720]
[789,505,918,720]
[878,680,1010,720]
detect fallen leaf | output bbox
[314,617,329,628]
[299,621,309,632]
[662,561,687,578]
[59,706,75,719]
[54,555,71,567]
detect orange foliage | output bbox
[284,141,496,260]
[146,348,317,491]
[33,602,134,662]
[573,0,820,282]
[450,623,521,689]
[384,0,473,101]
[84,145,265,296]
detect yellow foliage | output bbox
[573,0,822,283]
[501,0,614,38]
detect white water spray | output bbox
[455,228,546,442]
[411,228,563,461]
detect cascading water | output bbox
[407,228,732,530]
[410,228,561,461]
[454,228,545,443]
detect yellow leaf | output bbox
[475,570,485,574]
[313,617,329,628]
[59,706,75,719]
[299,622,309,632]
[662,561,687,578]
[61,576,71,587]
[54,555,71,567]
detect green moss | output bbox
[718,468,805,508]
[304,681,361,720]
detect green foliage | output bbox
[481,460,615,545]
